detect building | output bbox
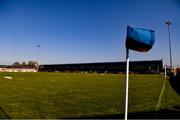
[39,60,163,74]
[0,65,37,72]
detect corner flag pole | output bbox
[165,65,167,78]
[125,48,129,120]
[124,26,155,120]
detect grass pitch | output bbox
[0,72,176,119]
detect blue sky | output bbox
[0,0,180,66]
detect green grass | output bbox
[0,72,172,118]
[160,77,180,110]
[128,74,164,112]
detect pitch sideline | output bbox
[156,77,167,111]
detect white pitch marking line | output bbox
[4,76,13,80]
[156,77,167,111]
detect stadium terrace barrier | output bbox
[0,68,37,72]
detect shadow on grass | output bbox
[0,109,179,119]
[169,74,180,95]
[173,106,180,110]
[63,109,180,119]
[0,107,10,119]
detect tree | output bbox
[22,61,26,66]
[13,61,20,67]
[28,61,38,66]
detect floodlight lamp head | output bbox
[166,20,172,26]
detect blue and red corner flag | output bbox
[124,26,155,120]
[126,26,155,52]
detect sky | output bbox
[0,0,180,66]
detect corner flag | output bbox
[126,26,155,52]
[124,26,155,120]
